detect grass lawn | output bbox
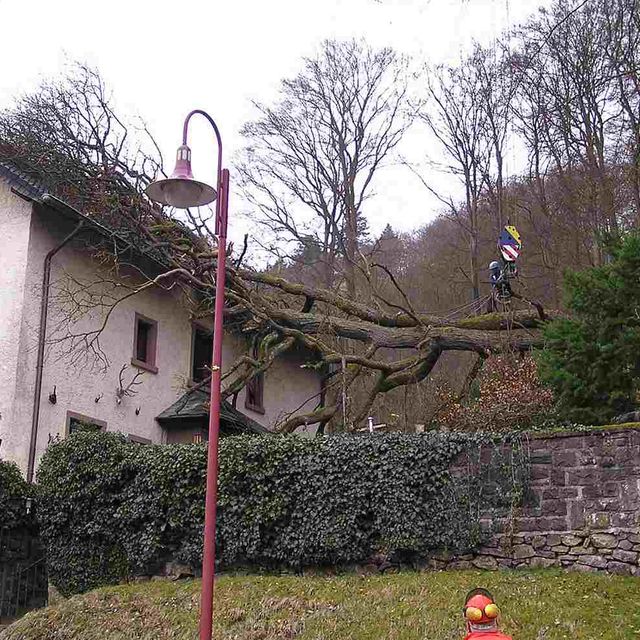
[2,570,639,640]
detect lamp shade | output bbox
[145,144,217,208]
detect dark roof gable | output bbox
[156,389,269,435]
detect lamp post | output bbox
[145,110,228,640]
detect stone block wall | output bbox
[439,426,640,576]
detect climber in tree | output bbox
[486,225,545,319]
[489,260,513,301]
[462,588,512,640]
[488,225,522,310]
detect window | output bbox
[191,326,213,383]
[127,434,152,445]
[132,313,158,373]
[245,343,265,414]
[66,411,106,436]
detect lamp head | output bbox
[145,144,217,209]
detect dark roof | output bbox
[0,157,198,274]
[0,157,47,201]
[156,389,269,435]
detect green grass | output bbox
[2,570,640,640]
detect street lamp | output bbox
[145,109,229,640]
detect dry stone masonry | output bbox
[437,426,640,576]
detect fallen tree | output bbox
[0,63,553,433]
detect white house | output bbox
[0,159,322,480]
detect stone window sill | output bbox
[245,401,266,415]
[131,358,158,375]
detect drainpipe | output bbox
[26,220,85,483]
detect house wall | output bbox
[0,183,34,465]
[14,207,194,473]
[1,186,322,475]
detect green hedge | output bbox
[36,432,528,596]
[0,458,33,530]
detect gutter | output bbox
[26,214,85,483]
[42,194,172,274]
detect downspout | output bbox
[26,219,85,483]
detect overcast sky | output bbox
[0,0,550,249]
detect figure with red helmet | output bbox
[462,588,512,640]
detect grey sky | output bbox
[0,0,548,249]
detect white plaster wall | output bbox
[253,349,321,431]
[2,191,321,475]
[0,183,34,465]
[2,204,198,474]
[31,223,194,469]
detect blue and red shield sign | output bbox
[498,225,521,262]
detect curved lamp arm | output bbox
[182,109,226,236]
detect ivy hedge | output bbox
[36,431,529,596]
[0,458,34,531]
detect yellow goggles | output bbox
[465,603,499,621]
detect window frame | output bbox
[244,343,265,414]
[127,434,152,445]
[191,431,206,444]
[65,411,107,437]
[131,312,158,374]
[190,323,213,385]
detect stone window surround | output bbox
[190,321,212,385]
[131,312,158,374]
[64,410,107,437]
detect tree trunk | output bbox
[470,229,480,302]
[344,204,358,298]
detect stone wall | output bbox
[435,426,640,576]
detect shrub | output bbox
[0,459,45,618]
[0,458,33,530]
[36,431,528,596]
[434,355,554,431]
[537,233,640,424]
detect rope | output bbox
[441,293,493,321]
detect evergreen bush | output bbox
[36,431,528,596]
[0,457,33,530]
[538,233,640,423]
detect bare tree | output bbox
[513,0,624,262]
[418,61,492,301]
[471,44,517,235]
[237,39,415,294]
[1,61,555,435]
[603,0,640,220]
[0,63,163,219]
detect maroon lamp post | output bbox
[145,110,229,640]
